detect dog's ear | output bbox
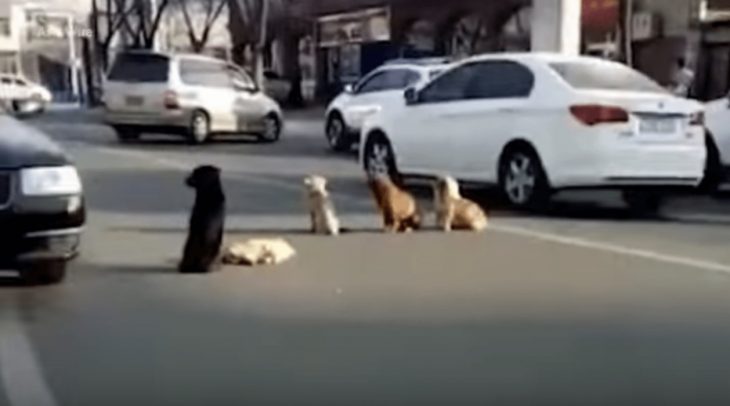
[303,177,312,187]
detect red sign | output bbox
[582,0,620,33]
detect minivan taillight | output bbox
[570,105,629,126]
[164,90,180,109]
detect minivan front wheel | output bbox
[258,115,281,143]
[188,110,210,144]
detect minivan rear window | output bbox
[108,54,170,83]
[550,61,667,94]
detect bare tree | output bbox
[124,0,171,49]
[91,0,137,69]
[231,0,285,86]
[178,0,228,53]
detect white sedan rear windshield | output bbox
[550,61,667,94]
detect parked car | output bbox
[0,73,53,115]
[0,108,85,284]
[702,96,730,191]
[103,51,284,144]
[325,58,452,152]
[360,53,706,213]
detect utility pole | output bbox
[67,14,80,104]
[256,0,269,89]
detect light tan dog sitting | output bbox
[433,176,488,232]
[367,175,422,233]
[222,239,296,266]
[304,175,341,236]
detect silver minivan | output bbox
[103,51,283,144]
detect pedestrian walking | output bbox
[672,57,695,98]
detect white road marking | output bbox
[91,144,730,275]
[0,307,58,406]
[668,212,730,224]
[490,224,730,274]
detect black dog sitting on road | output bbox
[179,165,226,274]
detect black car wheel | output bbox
[499,147,551,210]
[326,114,353,152]
[21,261,67,285]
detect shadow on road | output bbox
[0,274,26,287]
[106,264,177,276]
[108,226,389,236]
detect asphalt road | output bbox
[1,108,730,405]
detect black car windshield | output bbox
[550,61,667,94]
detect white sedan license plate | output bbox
[640,118,677,134]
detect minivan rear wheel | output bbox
[188,110,210,144]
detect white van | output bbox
[103,51,283,144]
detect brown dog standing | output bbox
[367,175,422,233]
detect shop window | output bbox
[501,6,531,52]
[405,20,436,54]
[448,14,492,58]
[0,18,10,37]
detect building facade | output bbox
[0,3,88,101]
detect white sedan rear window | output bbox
[550,61,667,94]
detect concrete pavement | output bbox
[1,109,730,405]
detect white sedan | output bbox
[703,97,730,191]
[361,53,706,212]
[0,74,52,115]
[325,59,450,152]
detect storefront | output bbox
[312,0,527,99]
[315,6,393,98]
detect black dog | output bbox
[179,165,226,274]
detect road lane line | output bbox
[490,224,730,274]
[89,144,730,274]
[0,307,58,406]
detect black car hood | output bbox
[0,115,69,169]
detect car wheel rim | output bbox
[327,119,343,146]
[504,154,536,205]
[367,143,391,177]
[264,117,279,140]
[193,115,207,140]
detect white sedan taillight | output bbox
[570,105,630,126]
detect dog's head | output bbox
[186,165,222,189]
[435,176,460,200]
[304,175,329,195]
